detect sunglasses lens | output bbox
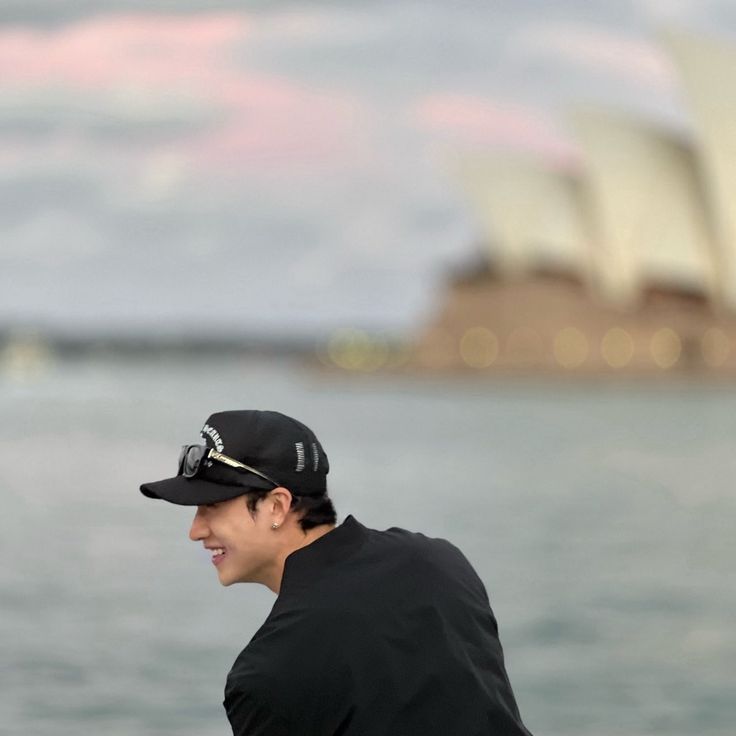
[178,445,206,477]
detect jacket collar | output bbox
[280,514,368,594]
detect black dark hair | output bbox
[244,487,337,531]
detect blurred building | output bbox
[452,153,594,286]
[572,107,720,307]
[663,30,736,307]
[411,28,736,378]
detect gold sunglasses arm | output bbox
[207,449,278,486]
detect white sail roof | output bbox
[571,107,719,306]
[663,29,736,308]
[454,153,592,281]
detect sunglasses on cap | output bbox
[178,444,280,488]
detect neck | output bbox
[267,523,336,594]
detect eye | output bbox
[205,502,220,509]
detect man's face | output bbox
[188,495,277,587]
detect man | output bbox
[141,409,533,736]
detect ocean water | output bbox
[1,356,734,736]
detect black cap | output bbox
[140,410,329,506]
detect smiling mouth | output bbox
[209,548,226,566]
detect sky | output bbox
[0,0,734,338]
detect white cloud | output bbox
[639,0,736,27]
[640,0,702,23]
[1,208,107,264]
[246,8,386,47]
[514,21,676,89]
[0,86,220,140]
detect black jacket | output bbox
[224,515,533,736]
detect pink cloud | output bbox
[0,13,250,88]
[412,94,578,164]
[186,82,370,169]
[0,13,371,170]
[516,22,676,88]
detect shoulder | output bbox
[370,524,490,599]
[375,523,475,570]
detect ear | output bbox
[268,487,294,524]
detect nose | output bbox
[189,506,209,542]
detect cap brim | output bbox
[140,473,274,506]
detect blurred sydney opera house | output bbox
[408,29,736,377]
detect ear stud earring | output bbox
[271,522,280,529]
